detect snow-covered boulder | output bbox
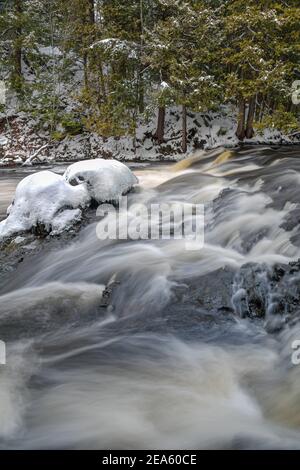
[0,160,138,240]
[63,158,138,203]
[0,171,90,240]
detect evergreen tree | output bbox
[0,0,298,146]
[146,0,221,151]
[222,0,300,139]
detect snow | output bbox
[0,160,138,240]
[38,46,62,57]
[0,171,89,240]
[90,38,138,59]
[63,159,138,203]
[1,107,299,168]
[0,136,8,146]
[0,80,5,105]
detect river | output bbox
[1,146,300,449]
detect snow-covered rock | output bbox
[0,160,138,240]
[63,158,138,203]
[0,170,89,240]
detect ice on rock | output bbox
[0,160,138,240]
[0,171,90,240]
[63,159,138,203]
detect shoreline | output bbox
[1,141,300,169]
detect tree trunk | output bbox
[245,97,255,139]
[236,98,246,141]
[83,0,95,89]
[138,0,144,113]
[99,61,107,102]
[255,94,261,122]
[83,55,89,89]
[88,0,95,23]
[154,106,165,144]
[138,78,144,114]
[182,104,187,153]
[11,0,22,92]
[259,98,266,122]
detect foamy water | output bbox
[1,147,300,449]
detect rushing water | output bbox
[1,147,300,449]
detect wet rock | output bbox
[180,267,236,314]
[231,259,300,330]
[100,274,120,308]
[0,208,97,289]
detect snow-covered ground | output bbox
[1,106,298,167]
[0,159,138,240]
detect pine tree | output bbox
[222,0,300,140]
[0,0,298,146]
[146,0,221,151]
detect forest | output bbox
[0,0,299,159]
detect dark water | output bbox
[1,147,300,449]
[0,176,20,221]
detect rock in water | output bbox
[63,158,138,203]
[0,170,89,240]
[0,159,138,241]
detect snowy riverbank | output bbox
[1,106,299,167]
